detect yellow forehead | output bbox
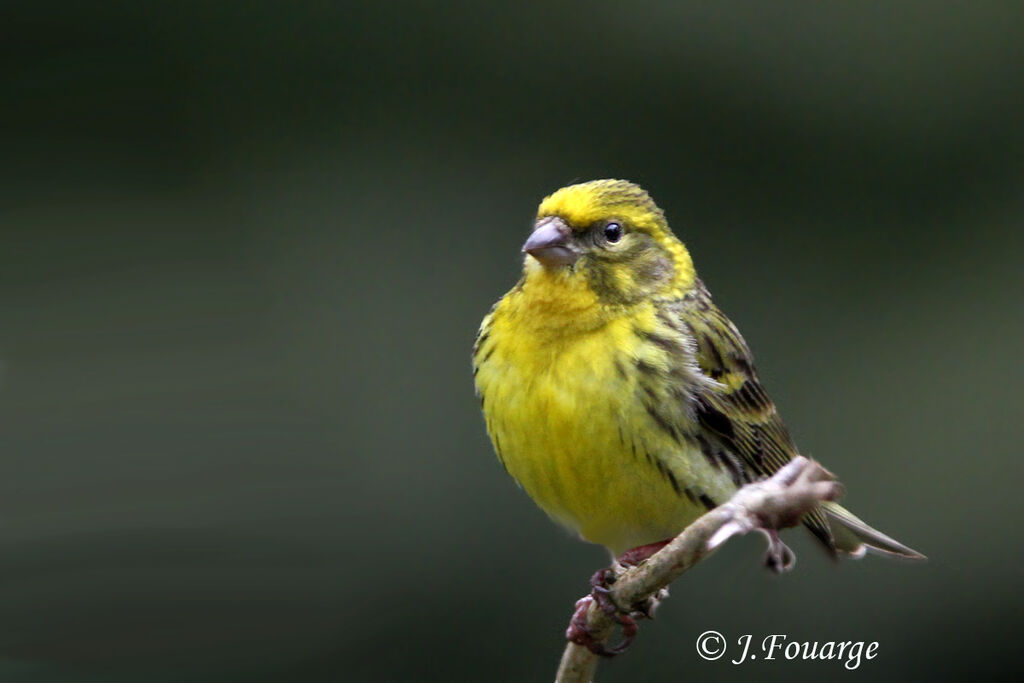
[537,179,666,232]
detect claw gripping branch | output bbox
[555,456,844,682]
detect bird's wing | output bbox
[676,284,836,553]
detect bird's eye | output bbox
[603,222,623,243]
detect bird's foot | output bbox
[564,568,638,657]
[566,593,638,657]
[615,540,671,567]
[707,456,843,573]
[611,540,671,618]
[761,529,796,573]
[565,541,673,656]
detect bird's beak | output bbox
[522,217,579,267]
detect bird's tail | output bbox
[820,501,925,560]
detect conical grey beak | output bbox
[522,218,578,267]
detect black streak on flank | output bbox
[613,357,628,380]
[668,385,690,403]
[635,358,659,376]
[683,487,699,505]
[655,460,682,495]
[655,310,681,334]
[698,493,717,510]
[695,434,722,471]
[644,403,681,444]
[699,431,746,486]
[637,328,678,354]
[721,452,747,487]
[665,468,682,495]
[478,345,496,365]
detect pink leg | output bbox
[566,539,673,656]
[615,539,671,567]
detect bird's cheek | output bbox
[582,264,624,304]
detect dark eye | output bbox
[603,222,623,243]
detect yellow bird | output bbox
[473,179,922,565]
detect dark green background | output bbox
[2,2,1021,681]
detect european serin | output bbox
[473,179,922,563]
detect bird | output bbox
[472,179,922,568]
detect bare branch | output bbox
[555,456,843,683]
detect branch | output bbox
[554,456,844,683]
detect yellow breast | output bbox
[474,269,723,555]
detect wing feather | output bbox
[674,283,836,554]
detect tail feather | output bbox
[820,501,926,560]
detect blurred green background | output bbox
[2,2,1021,681]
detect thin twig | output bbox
[554,456,843,683]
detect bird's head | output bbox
[522,179,696,305]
